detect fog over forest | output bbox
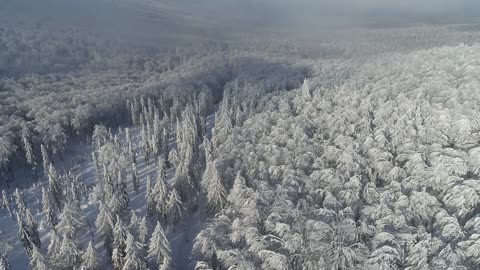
[2,0,480,270]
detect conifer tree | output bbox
[17,213,34,256]
[14,188,27,218]
[24,208,41,249]
[2,190,13,219]
[81,241,99,270]
[0,254,10,270]
[47,229,61,261]
[145,176,155,216]
[130,210,139,236]
[148,222,172,268]
[112,217,128,269]
[22,125,37,180]
[167,188,183,224]
[153,160,168,220]
[138,217,148,246]
[48,165,63,209]
[56,199,85,239]
[117,171,129,210]
[41,187,57,227]
[57,235,80,269]
[40,144,49,175]
[122,232,147,270]
[96,201,115,258]
[201,159,227,212]
[29,245,48,270]
[131,162,140,194]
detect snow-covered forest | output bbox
[3,0,480,269]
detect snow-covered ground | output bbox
[0,113,216,269]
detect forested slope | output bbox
[194,44,480,269]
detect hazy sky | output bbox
[1,0,480,44]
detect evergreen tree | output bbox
[168,149,179,168]
[14,188,27,218]
[17,213,34,256]
[95,200,115,258]
[81,241,99,270]
[112,217,128,269]
[201,159,227,212]
[41,187,57,227]
[138,217,148,246]
[57,235,80,269]
[56,199,85,239]
[0,254,10,270]
[47,229,61,262]
[130,210,139,237]
[126,127,133,154]
[302,78,312,99]
[145,176,155,215]
[117,171,129,210]
[122,232,147,270]
[1,190,13,219]
[48,165,63,209]
[22,125,37,180]
[40,144,49,175]
[29,245,48,270]
[148,222,172,268]
[153,160,168,220]
[24,208,41,249]
[167,188,183,224]
[131,162,140,194]
[92,124,109,149]
[162,126,171,164]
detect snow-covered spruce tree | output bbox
[211,96,233,149]
[48,164,63,209]
[57,234,81,269]
[151,112,162,158]
[148,221,172,268]
[301,78,312,100]
[167,188,183,224]
[41,187,57,227]
[122,232,147,270]
[24,208,41,249]
[145,176,156,216]
[162,126,171,164]
[40,144,50,175]
[117,171,129,211]
[17,213,34,256]
[131,162,139,194]
[14,188,27,218]
[168,149,179,168]
[138,217,148,246]
[2,190,14,219]
[29,245,48,270]
[92,150,100,177]
[201,159,227,212]
[0,254,10,270]
[81,241,99,270]
[47,229,61,262]
[130,210,140,237]
[141,122,151,164]
[112,216,128,270]
[153,159,168,220]
[21,124,37,180]
[92,124,109,149]
[56,199,85,239]
[95,200,115,258]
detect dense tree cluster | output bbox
[193,44,480,269]
[3,22,480,269]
